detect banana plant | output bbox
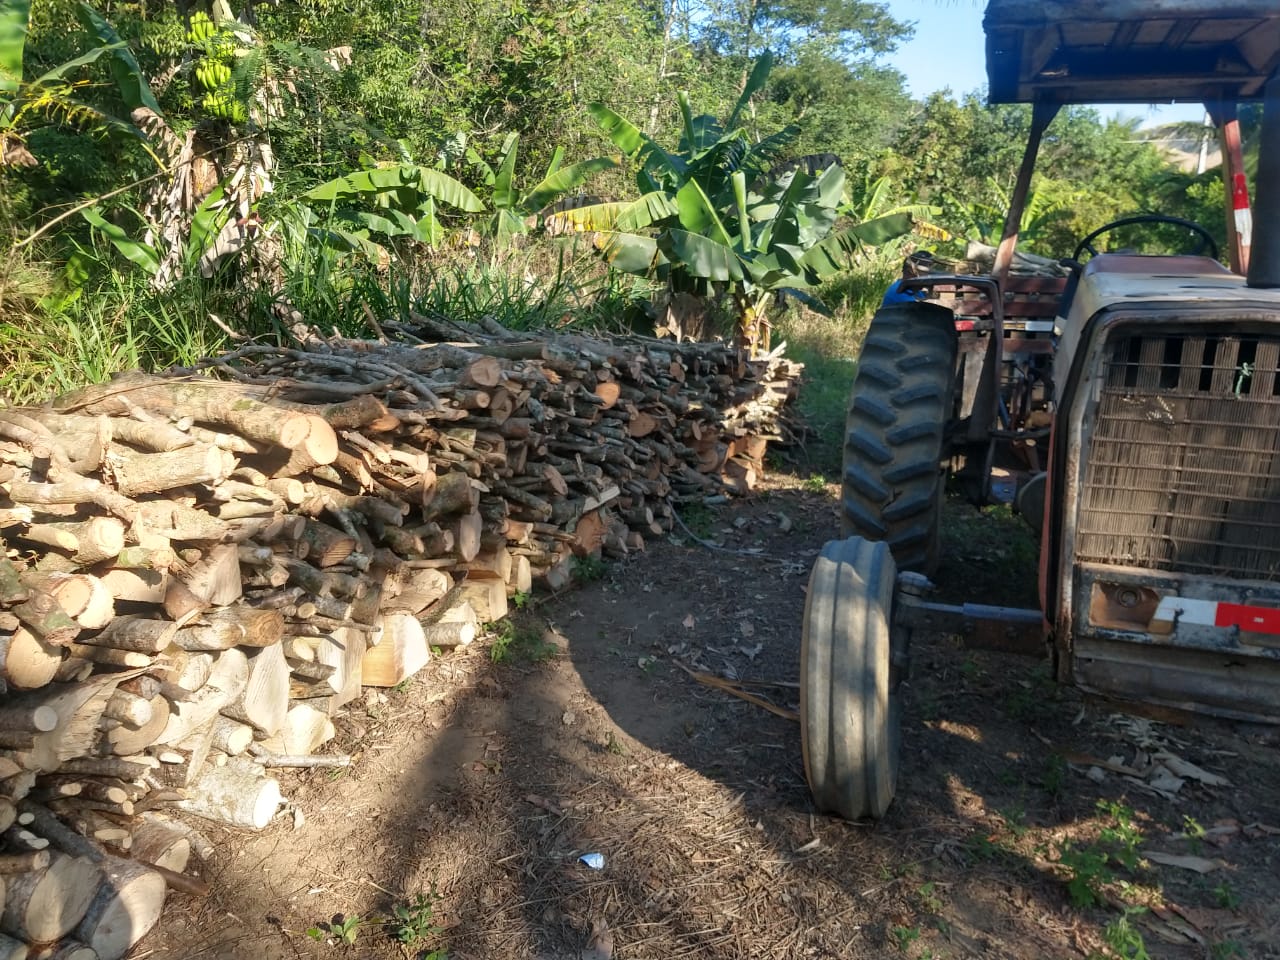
[302,163,485,254]
[570,53,914,354]
[597,163,913,354]
[1,1,161,167]
[465,132,617,246]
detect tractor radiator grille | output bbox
[1077,333,1280,581]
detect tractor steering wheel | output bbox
[1072,214,1219,262]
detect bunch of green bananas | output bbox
[186,13,215,43]
[201,92,247,123]
[194,59,232,91]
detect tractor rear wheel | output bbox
[801,536,903,820]
[841,302,957,576]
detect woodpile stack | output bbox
[0,317,800,958]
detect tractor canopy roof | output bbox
[984,1,1280,106]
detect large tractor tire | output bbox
[842,302,957,575]
[801,537,903,820]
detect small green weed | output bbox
[489,616,556,664]
[1055,801,1144,908]
[678,503,715,538]
[1182,815,1207,854]
[307,914,364,945]
[605,730,627,756]
[1100,907,1150,960]
[512,590,532,609]
[917,881,944,914]
[390,889,448,955]
[307,889,448,954]
[966,830,1003,862]
[1041,753,1068,797]
[572,555,607,582]
[999,805,1030,839]
[802,474,828,493]
[1211,940,1245,959]
[1213,881,1241,910]
[890,924,921,953]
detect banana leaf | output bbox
[306,165,483,213]
[596,232,662,275]
[521,155,618,214]
[1,0,30,94]
[725,50,772,131]
[675,180,733,246]
[492,132,519,210]
[587,102,685,183]
[81,208,160,275]
[75,3,160,113]
[660,229,744,283]
[799,212,914,277]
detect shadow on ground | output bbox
[144,476,1280,960]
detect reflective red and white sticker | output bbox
[1151,596,1280,636]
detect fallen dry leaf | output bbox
[682,614,695,629]
[1143,850,1226,873]
[581,917,613,960]
[1154,751,1230,787]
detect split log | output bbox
[57,375,312,450]
[97,568,168,605]
[128,819,191,873]
[360,614,428,687]
[256,703,335,756]
[158,649,248,745]
[100,690,152,728]
[220,642,289,736]
[0,702,59,733]
[453,575,507,624]
[0,849,50,874]
[173,544,241,607]
[31,574,115,631]
[420,618,475,649]
[106,444,236,497]
[311,628,363,708]
[23,517,125,568]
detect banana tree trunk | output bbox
[734,291,772,358]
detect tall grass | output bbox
[0,270,233,405]
[0,233,657,405]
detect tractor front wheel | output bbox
[841,302,957,575]
[801,537,904,820]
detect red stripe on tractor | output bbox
[1214,602,1280,635]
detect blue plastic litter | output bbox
[579,853,605,870]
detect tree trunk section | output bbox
[75,855,167,960]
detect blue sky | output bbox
[880,0,1206,127]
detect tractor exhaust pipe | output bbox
[1249,74,1280,288]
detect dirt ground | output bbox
[142,474,1280,960]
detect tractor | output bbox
[801,0,1280,821]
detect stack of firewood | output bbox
[0,318,801,959]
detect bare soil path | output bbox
[143,475,1280,960]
